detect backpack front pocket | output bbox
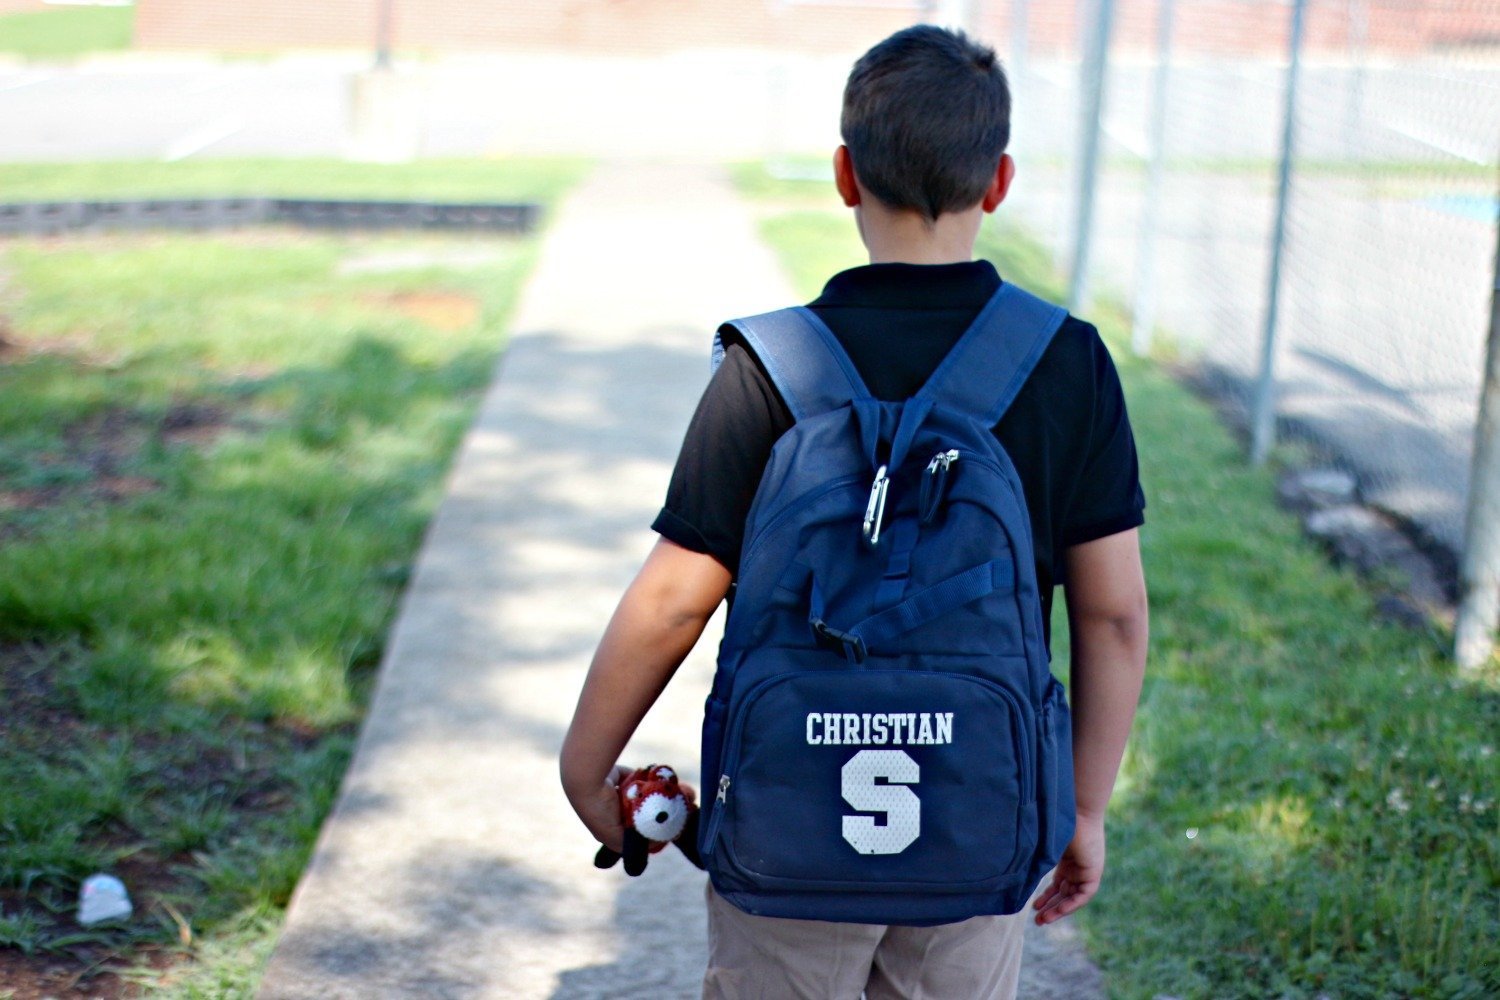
[705,655,1038,893]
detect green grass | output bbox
[0,157,588,203]
[729,159,843,206]
[738,164,1500,1000]
[0,4,134,59]
[0,159,584,995]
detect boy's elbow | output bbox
[1076,591,1149,657]
[630,542,731,636]
[661,599,716,634]
[1116,605,1146,659]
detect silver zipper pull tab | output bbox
[716,775,731,803]
[920,449,961,525]
[927,449,959,473]
[862,464,890,546]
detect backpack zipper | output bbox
[702,672,791,857]
[739,475,863,570]
[928,449,961,474]
[919,449,961,525]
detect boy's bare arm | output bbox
[1034,527,1148,924]
[559,537,732,850]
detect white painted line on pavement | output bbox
[1101,119,1149,159]
[1379,119,1492,166]
[187,69,249,96]
[0,74,57,93]
[162,116,244,162]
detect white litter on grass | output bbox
[77,873,132,926]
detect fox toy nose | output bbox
[655,811,669,824]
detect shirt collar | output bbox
[811,259,1002,310]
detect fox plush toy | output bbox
[593,764,704,876]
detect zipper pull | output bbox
[919,449,960,525]
[862,464,890,547]
[703,774,732,856]
[927,449,960,475]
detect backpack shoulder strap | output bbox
[713,306,870,421]
[916,281,1068,424]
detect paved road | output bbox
[6,53,1492,163]
[0,53,851,160]
[252,160,1106,998]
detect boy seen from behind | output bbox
[562,24,1148,1000]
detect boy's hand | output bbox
[566,763,632,854]
[1031,813,1106,925]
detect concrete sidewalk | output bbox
[255,160,1105,999]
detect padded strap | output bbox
[850,557,1015,649]
[917,282,1068,425]
[713,307,870,421]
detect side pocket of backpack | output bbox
[1037,677,1077,867]
[699,691,730,861]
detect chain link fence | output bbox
[993,0,1500,566]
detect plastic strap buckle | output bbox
[810,618,868,664]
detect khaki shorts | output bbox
[702,881,1026,1000]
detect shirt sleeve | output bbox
[651,338,792,575]
[1060,330,1147,548]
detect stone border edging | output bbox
[0,198,540,235]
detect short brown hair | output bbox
[840,25,1011,220]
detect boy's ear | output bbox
[833,146,861,208]
[981,154,1016,213]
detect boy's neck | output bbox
[858,202,984,266]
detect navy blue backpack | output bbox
[697,281,1076,926]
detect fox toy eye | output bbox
[633,791,688,842]
[625,785,640,800]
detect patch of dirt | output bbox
[0,403,236,538]
[0,643,354,997]
[0,646,176,999]
[0,644,79,747]
[0,325,124,371]
[157,403,233,448]
[0,944,182,1000]
[0,488,56,512]
[363,289,482,331]
[0,900,192,1000]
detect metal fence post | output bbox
[1131,0,1176,356]
[1067,0,1117,314]
[374,0,394,69]
[1250,0,1308,467]
[1455,181,1500,670]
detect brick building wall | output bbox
[133,0,1500,56]
[0,0,58,13]
[989,1,1500,55]
[133,0,916,55]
